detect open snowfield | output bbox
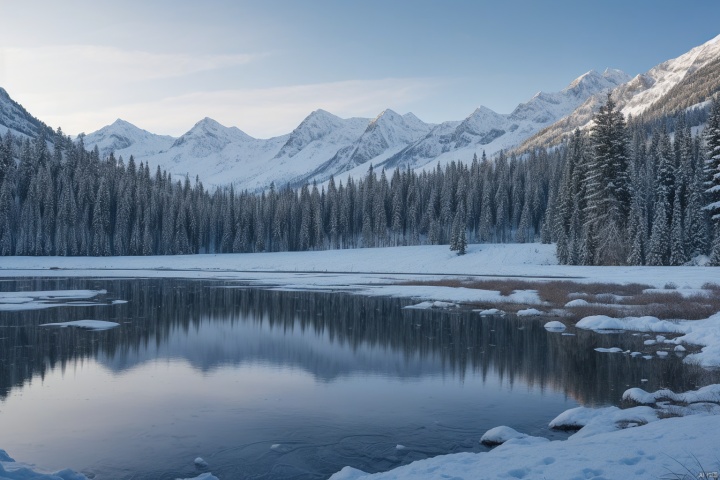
[2,243,720,480]
[1,243,719,289]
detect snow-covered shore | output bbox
[2,243,720,480]
[0,243,718,289]
[331,413,720,480]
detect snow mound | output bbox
[564,299,589,307]
[517,308,542,317]
[480,426,528,445]
[194,457,208,468]
[623,384,720,405]
[477,308,505,316]
[549,405,659,438]
[575,315,684,333]
[543,321,566,331]
[594,347,623,353]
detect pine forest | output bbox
[1,95,720,266]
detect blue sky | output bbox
[1,0,719,137]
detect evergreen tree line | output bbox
[0,131,556,256]
[550,95,720,266]
[0,95,719,265]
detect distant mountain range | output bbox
[75,68,628,191]
[2,34,720,191]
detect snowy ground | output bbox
[2,243,720,480]
[1,243,719,289]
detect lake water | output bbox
[0,278,714,479]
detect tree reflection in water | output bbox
[1,278,715,406]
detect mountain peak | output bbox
[193,117,224,129]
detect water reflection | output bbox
[1,278,714,407]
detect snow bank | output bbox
[577,312,720,368]
[0,453,89,480]
[479,426,528,445]
[623,384,720,405]
[673,312,720,367]
[576,315,685,333]
[330,414,720,480]
[176,474,218,480]
[517,308,542,317]
[333,382,720,480]
[476,308,505,316]
[3,244,719,291]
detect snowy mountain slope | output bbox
[77,68,626,190]
[80,119,176,160]
[274,109,366,159]
[147,119,289,187]
[520,33,720,152]
[0,87,55,139]
[381,69,629,171]
[81,110,375,191]
[75,35,720,190]
[622,33,720,118]
[304,109,434,182]
[77,66,626,191]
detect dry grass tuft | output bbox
[398,278,720,320]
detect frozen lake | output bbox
[0,278,714,479]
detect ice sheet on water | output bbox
[40,320,120,331]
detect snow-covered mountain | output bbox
[0,87,55,139]
[81,119,175,160]
[40,33,719,190]
[79,69,621,191]
[380,69,630,172]
[520,33,720,152]
[305,109,434,182]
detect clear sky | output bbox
[1,0,719,138]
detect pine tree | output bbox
[704,97,720,222]
[669,188,686,265]
[583,94,631,265]
[647,196,670,266]
[704,97,720,266]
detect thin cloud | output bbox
[4,45,257,83]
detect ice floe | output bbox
[40,320,120,331]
